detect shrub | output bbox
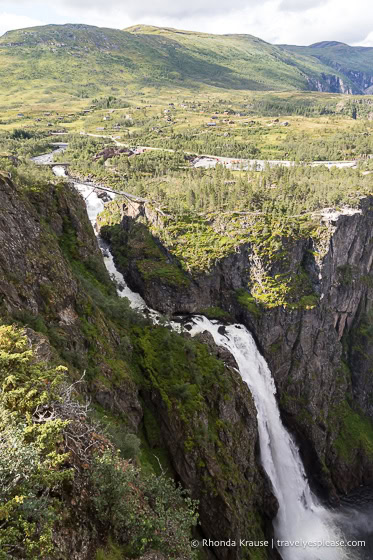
[91,450,199,558]
[0,325,73,559]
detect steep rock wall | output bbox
[105,196,373,500]
[0,174,278,559]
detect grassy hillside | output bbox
[124,25,347,90]
[0,23,358,109]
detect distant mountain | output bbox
[0,23,370,105]
[280,41,373,94]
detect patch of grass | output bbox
[96,539,125,560]
[236,289,262,317]
[333,401,373,463]
[199,306,231,321]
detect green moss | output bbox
[137,258,190,287]
[102,221,191,287]
[269,340,282,355]
[143,407,162,447]
[333,401,373,463]
[199,306,231,321]
[236,289,262,317]
[296,294,319,309]
[337,264,356,286]
[152,214,246,274]
[280,391,307,409]
[251,267,318,310]
[138,430,172,476]
[132,325,229,419]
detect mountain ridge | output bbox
[0,22,371,101]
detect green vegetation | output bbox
[333,401,373,463]
[101,221,191,287]
[198,306,231,321]
[1,163,277,556]
[132,325,229,418]
[91,450,198,559]
[4,120,370,314]
[236,290,262,317]
[0,22,362,110]
[0,129,52,157]
[57,134,373,219]
[2,18,373,560]
[0,324,199,560]
[0,325,71,559]
[282,41,373,93]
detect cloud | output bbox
[0,12,44,36]
[279,0,326,11]
[0,0,256,19]
[358,31,373,47]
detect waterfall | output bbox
[187,317,349,560]
[73,178,348,559]
[52,165,173,321]
[42,153,354,559]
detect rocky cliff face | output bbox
[104,196,373,501]
[307,73,356,94]
[345,70,373,94]
[0,172,143,431]
[0,173,279,559]
[139,330,279,559]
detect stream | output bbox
[32,149,373,559]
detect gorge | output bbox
[1,10,373,558]
[34,148,373,559]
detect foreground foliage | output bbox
[0,325,71,559]
[0,325,199,560]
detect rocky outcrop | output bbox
[345,70,373,94]
[142,332,279,560]
[107,196,373,501]
[0,173,143,432]
[307,73,356,94]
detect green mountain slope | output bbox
[280,41,373,93]
[0,23,363,107]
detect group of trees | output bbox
[138,130,261,159]
[56,135,372,218]
[134,163,372,216]
[129,122,373,162]
[91,96,130,109]
[0,129,52,159]
[277,128,373,161]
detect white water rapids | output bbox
[33,150,361,559]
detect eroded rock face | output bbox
[0,174,77,315]
[109,196,373,499]
[143,331,280,560]
[0,174,143,433]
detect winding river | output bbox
[33,149,372,559]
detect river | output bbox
[33,149,373,559]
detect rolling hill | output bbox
[0,23,370,107]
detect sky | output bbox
[0,0,372,46]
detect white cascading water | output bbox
[34,150,354,559]
[187,317,350,560]
[52,164,171,323]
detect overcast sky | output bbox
[0,0,372,46]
